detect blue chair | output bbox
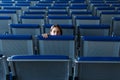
[0,10,18,24]
[78,24,110,36]
[8,55,70,80]
[47,11,69,16]
[10,24,41,35]
[36,35,75,77]
[46,16,72,25]
[53,3,69,7]
[47,6,67,12]
[68,4,88,12]
[1,1,15,3]
[105,0,120,4]
[43,24,74,35]
[91,4,110,15]
[29,0,42,6]
[14,0,27,1]
[54,1,69,3]
[14,3,30,11]
[74,57,120,80]
[2,6,22,23]
[36,35,75,59]
[28,6,47,12]
[80,36,120,57]
[0,55,9,80]
[70,2,87,7]
[0,34,34,57]
[0,16,12,34]
[95,7,115,16]
[70,11,93,17]
[89,1,105,9]
[15,1,31,4]
[35,3,52,7]
[20,15,45,27]
[100,11,120,28]
[111,4,120,10]
[74,16,100,34]
[0,3,13,6]
[23,11,46,17]
[75,16,100,26]
[112,17,120,36]
[70,0,85,4]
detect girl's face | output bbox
[50,27,61,35]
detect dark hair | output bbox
[50,24,62,35]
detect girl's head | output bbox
[50,24,62,35]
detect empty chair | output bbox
[0,3,13,7]
[15,1,31,4]
[105,0,120,4]
[23,11,46,17]
[111,4,120,10]
[88,2,106,11]
[1,1,15,4]
[0,34,34,57]
[70,11,93,17]
[54,1,69,3]
[20,15,45,31]
[28,6,47,12]
[112,17,120,36]
[36,35,75,59]
[35,3,52,7]
[74,16,100,34]
[2,6,22,23]
[117,7,120,11]
[14,0,27,1]
[27,0,40,6]
[8,55,70,80]
[68,4,88,12]
[47,6,67,12]
[46,16,72,25]
[74,57,120,80]
[0,55,9,80]
[0,10,18,24]
[91,4,110,15]
[43,24,74,35]
[2,6,22,15]
[10,24,41,35]
[38,1,53,3]
[36,35,76,77]
[69,0,85,3]
[78,24,110,36]
[53,3,69,7]
[100,11,120,27]
[47,11,69,16]
[70,2,87,6]
[75,16,100,26]
[14,3,30,11]
[80,36,120,57]
[0,16,12,34]
[95,7,115,16]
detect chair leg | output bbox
[69,76,73,80]
[74,77,79,80]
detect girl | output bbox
[42,24,62,38]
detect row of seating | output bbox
[1,31,120,58]
[0,1,87,6]
[1,35,120,80]
[1,0,120,80]
[1,15,120,36]
[0,35,75,62]
[10,23,111,36]
[0,0,120,36]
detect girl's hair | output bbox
[50,24,63,35]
